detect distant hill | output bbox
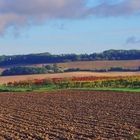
[0,49,140,67]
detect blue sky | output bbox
[0,0,140,55]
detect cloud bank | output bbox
[0,0,140,34]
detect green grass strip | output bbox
[69,88,140,93]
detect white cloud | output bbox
[0,0,140,34]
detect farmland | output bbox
[0,3,140,139]
[0,60,140,76]
[0,91,140,140]
[58,60,140,70]
[0,71,140,85]
[0,71,140,139]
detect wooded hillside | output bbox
[0,50,140,67]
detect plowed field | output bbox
[0,91,140,140]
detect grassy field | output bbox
[0,83,140,93]
[71,88,140,93]
[0,85,57,92]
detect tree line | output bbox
[0,50,140,66]
[1,65,140,76]
[1,65,62,76]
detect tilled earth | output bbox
[0,91,140,140]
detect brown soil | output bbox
[0,71,140,84]
[0,91,140,140]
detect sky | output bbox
[0,0,140,55]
